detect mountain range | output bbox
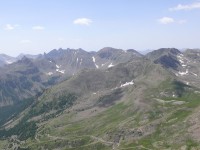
[0,53,40,67]
[0,47,142,107]
[0,47,200,150]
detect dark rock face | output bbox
[154,55,180,70]
[146,48,182,70]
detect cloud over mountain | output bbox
[73,18,92,26]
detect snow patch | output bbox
[191,72,198,76]
[95,64,99,69]
[56,69,65,74]
[179,59,184,64]
[92,56,96,62]
[108,63,114,68]
[6,60,14,64]
[178,69,188,76]
[46,72,53,76]
[180,54,184,57]
[186,82,189,85]
[175,73,179,76]
[172,92,176,98]
[120,80,134,87]
[92,56,99,68]
[56,65,64,73]
[177,54,188,68]
[56,64,60,69]
[181,64,187,67]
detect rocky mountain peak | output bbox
[17,56,33,65]
[146,48,182,70]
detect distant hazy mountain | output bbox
[0,53,41,67]
[16,53,42,60]
[0,57,46,107]
[0,54,16,66]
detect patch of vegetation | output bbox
[97,88,123,107]
[67,142,111,150]
[172,81,189,97]
[146,79,190,99]
[0,98,34,127]
[148,108,163,121]
[44,76,60,86]
[21,103,132,150]
[0,140,8,149]
[121,79,200,149]
[0,92,77,141]
[25,136,99,150]
[167,109,191,123]
[0,120,37,140]
[186,138,199,150]
[48,102,131,139]
[29,93,77,118]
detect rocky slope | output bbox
[0,47,142,107]
[0,48,200,150]
[146,48,200,88]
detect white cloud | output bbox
[178,20,187,24]
[73,18,92,26]
[4,24,19,30]
[158,17,187,25]
[158,17,175,24]
[170,2,200,11]
[32,26,45,30]
[20,40,32,44]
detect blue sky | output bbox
[0,0,200,56]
